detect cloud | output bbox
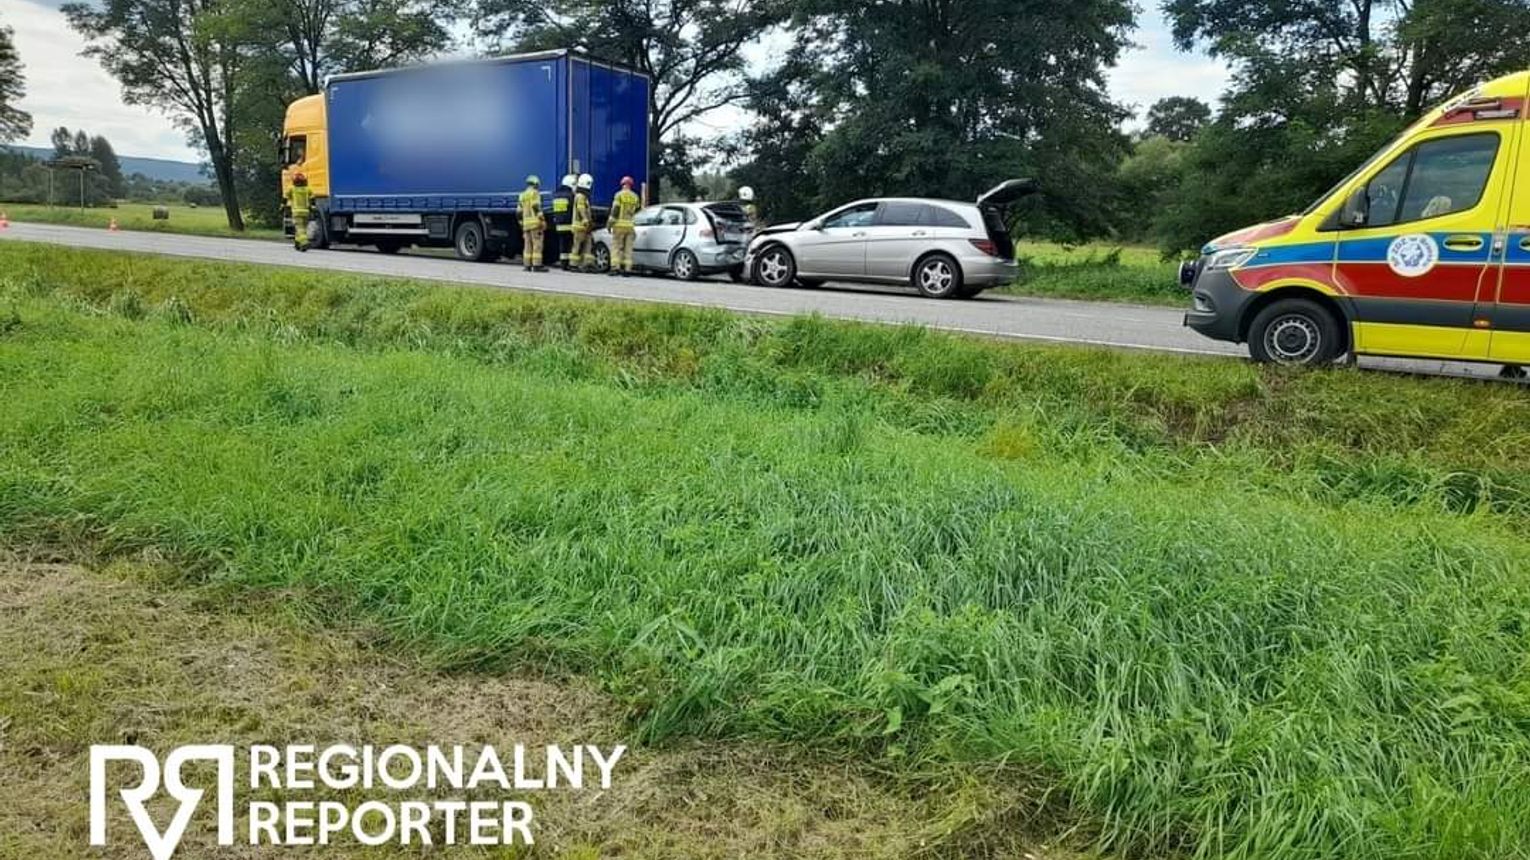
[1107,11,1232,127]
[6,0,198,161]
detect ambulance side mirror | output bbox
[1340,188,1370,229]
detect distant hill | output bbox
[1,145,207,184]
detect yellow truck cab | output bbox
[280,95,329,245]
[1182,70,1530,369]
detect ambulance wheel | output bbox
[454,220,490,262]
[1248,298,1343,366]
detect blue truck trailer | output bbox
[280,49,651,260]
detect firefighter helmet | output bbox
[620,176,634,188]
[577,173,594,190]
[293,172,308,186]
[561,174,577,189]
[738,186,755,202]
[526,174,541,186]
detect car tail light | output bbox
[969,239,998,256]
[699,227,714,238]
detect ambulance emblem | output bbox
[1386,234,1439,279]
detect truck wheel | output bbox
[454,220,490,262]
[1247,298,1343,366]
[671,249,700,281]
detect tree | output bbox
[0,23,31,143]
[731,0,1135,239]
[475,0,790,198]
[64,0,250,230]
[90,135,125,197]
[1156,0,1530,251]
[1144,96,1211,142]
[51,126,76,160]
[1167,0,1530,118]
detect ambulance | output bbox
[1181,70,1530,371]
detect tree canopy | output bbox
[0,22,31,143]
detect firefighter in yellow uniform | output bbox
[288,173,312,252]
[571,173,595,271]
[518,175,547,272]
[553,174,577,270]
[609,176,641,277]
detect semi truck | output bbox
[279,50,651,261]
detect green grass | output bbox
[2,243,1530,860]
[0,201,282,240]
[1005,242,1186,306]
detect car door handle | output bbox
[1443,235,1484,251]
[911,231,928,237]
[851,232,866,238]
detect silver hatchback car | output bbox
[744,180,1036,298]
[592,201,753,280]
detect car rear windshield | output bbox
[981,207,1015,259]
[704,202,749,223]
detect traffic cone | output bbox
[108,217,119,232]
[0,211,8,230]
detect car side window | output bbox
[659,208,685,226]
[1362,133,1499,227]
[821,203,879,230]
[633,207,662,227]
[877,202,925,227]
[927,206,969,229]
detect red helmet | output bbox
[293,172,307,184]
[620,176,634,188]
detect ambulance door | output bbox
[1335,129,1510,359]
[1488,102,1530,362]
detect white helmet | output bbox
[738,186,755,202]
[577,173,594,190]
[561,174,577,189]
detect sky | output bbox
[5,0,1230,165]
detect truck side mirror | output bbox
[1341,188,1370,229]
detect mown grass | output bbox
[1005,243,1185,306]
[2,243,1530,860]
[0,201,282,240]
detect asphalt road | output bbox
[0,221,1511,381]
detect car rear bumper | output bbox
[696,243,747,272]
[961,256,1020,286]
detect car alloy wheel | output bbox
[673,249,699,281]
[593,244,611,272]
[916,257,957,298]
[757,248,793,287]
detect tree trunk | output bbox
[204,125,245,232]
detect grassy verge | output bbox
[2,243,1529,859]
[0,201,282,240]
[1004,243,1184,306]
[0,559,1073,859]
